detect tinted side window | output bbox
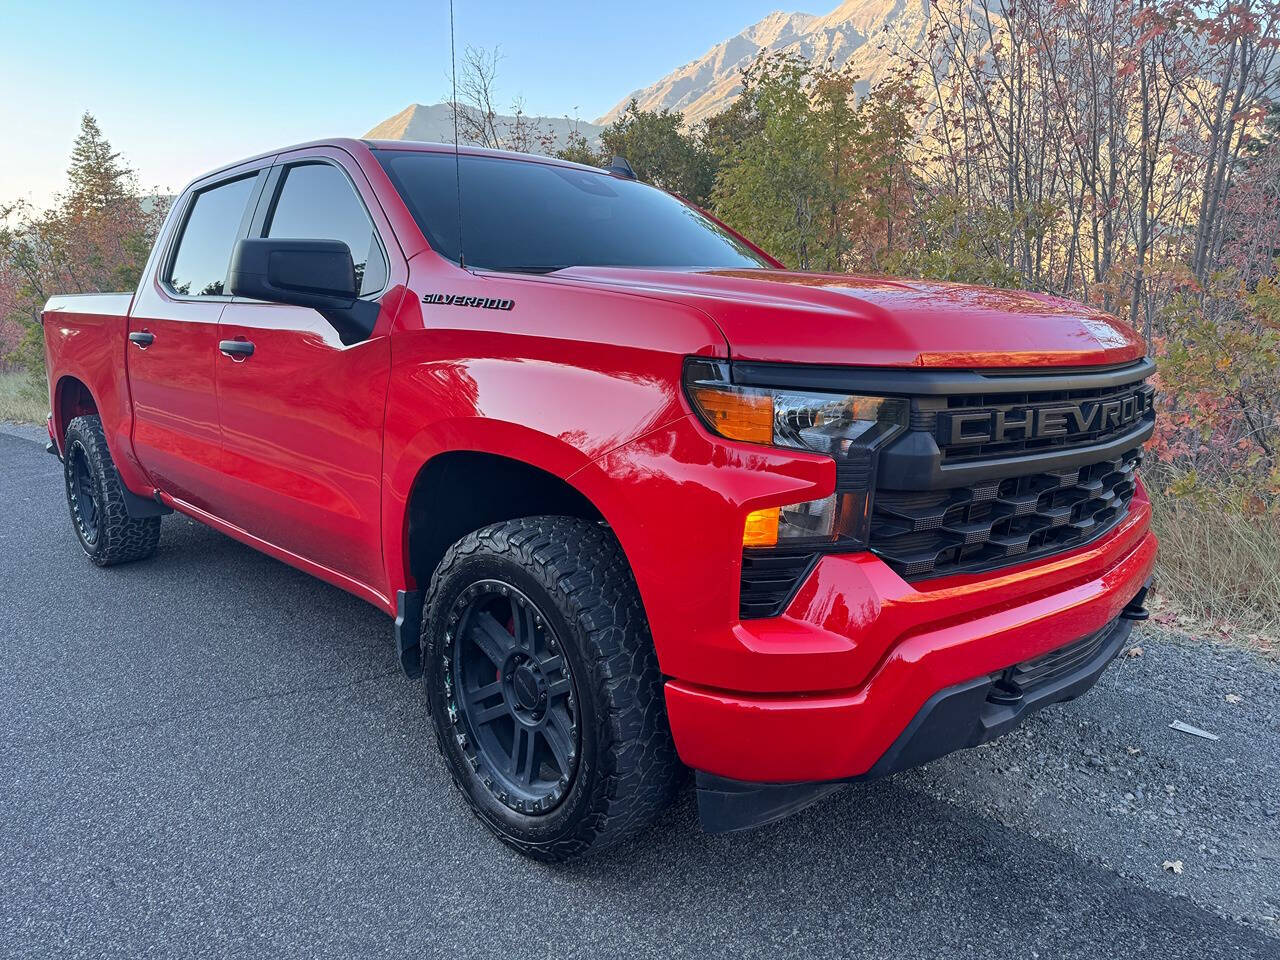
[266,163,387,296]
[168,175,257,297]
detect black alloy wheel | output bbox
[60,415,162,566]
[441,580,580,815]
[423,516,683,861]
[66,441,101,546]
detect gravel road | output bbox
[2,424,1277,959]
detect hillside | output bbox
[597,0,934,126]
[364,102,604,150]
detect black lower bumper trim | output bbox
[694,774,845,835]
[861,612,1134,779]
[696,583,1147,834]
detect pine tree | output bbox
[65,113,133,213]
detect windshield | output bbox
[374,150,770,273]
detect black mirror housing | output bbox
[229,238,379,345]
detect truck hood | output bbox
[553,267,1146,368]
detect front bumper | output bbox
[662,487,1157,787]
[694,596,1147,833]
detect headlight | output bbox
[683,358,909,549]
[683,358,908,455]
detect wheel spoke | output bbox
[515,601,539,651]
[548,702,574,741]
[509,727,537,785]
[467,679,504,703]
[469,612,517,667]
[545,675,571,699]
[469,700,509,725]
[540,718,572,775]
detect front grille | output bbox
[869,448,1141,580]
[932,379,1156,464]
[734,360,1154,617]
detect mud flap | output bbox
[395,589,424,679]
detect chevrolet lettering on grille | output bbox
[938,384,1155,448]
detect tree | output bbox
[709,53,922,272]
[451,46,552,154]
[554,126,603,167]
[65,113,132,214]
[599,100,715,205]
[1,116,165,391]
[711,55,847,270]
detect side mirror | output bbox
[229,238,379,345]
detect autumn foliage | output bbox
[3,7,1279,625]
[0,113,166,387]
[566,1,1280,511]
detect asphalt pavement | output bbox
[2,425,1277,959]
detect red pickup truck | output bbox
[41,138,1156,861]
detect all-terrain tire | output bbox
[422,516,684,861]
[63,415,161,566]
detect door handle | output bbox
[128,331,154,348]
[219,339,255,359]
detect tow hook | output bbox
[987,675,1024,705]
[1120,585,1151,622]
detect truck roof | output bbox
[186,137,606,193]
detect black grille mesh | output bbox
[737,363,1152,618]
[869,448,1141,580]
[739,551,818,619]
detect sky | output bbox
[1,0,789,206]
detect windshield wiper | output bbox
[483,265,574,275]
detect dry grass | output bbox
[0,369,47,425]
[1147,480,1280,639]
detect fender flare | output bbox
[382,416,615,597]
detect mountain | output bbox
[364,103,605,150]
[597,0,933,126]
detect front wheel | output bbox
[62,415,161,566]
[422,516,682,861]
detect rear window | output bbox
[374,150,768,273]
[167,175,257,297]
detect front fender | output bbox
[566,414,833,680]
[380,315,701,597]
[382,415,626,598]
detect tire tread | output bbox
[64,415,161,566]
[422,516,682,861]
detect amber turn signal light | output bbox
[688,385,773,444]
[742,506,781,548]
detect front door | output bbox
[213,154,397,594]
[127,169,263,513]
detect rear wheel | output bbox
[423,516,682,861]
[62,415,161,566]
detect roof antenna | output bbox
[607,155,638,180]
[449,0,466,269]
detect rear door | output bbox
[127,167,267,512]
[213,149,399,593]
